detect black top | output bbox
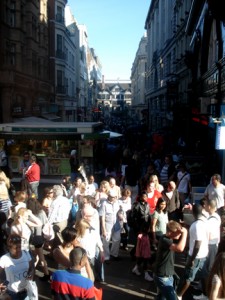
[153,235,174,276]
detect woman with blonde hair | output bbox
[10,207,42,251]
[75,218,104,282]
[150,174,164,193]
[0,170,12,218]
[95,180,110,208]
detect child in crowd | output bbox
[132,223,153,282]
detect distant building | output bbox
[131,34,148,123]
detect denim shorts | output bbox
[183,256,206,282]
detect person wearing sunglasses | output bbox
[0,234,34,300]
[51,246,95,300]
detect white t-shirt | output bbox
[177,171,191,193]
[207,213,221,245]
[0,250,31,292]
[204,183,225,209]
[189,217,209,259]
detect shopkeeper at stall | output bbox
[25,154,40,199]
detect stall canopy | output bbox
[81,130,123,140]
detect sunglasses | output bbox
[8,236,21,243]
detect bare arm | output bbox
[170,227,188,252]
[209,280,223,300]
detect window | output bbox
[57,34,63,51]
[32,52,37,76]
[5,42,16,66]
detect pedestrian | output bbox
[95,180,110,209]
[51,246,95,300]
[176,162,191,207]
[159,154,176,188]
[161,181,180,221]
[124,158,140,204]
[26,196,50,281]
[128,191,151,259]
[48,185,71,250]
[118,188,132,250]
[0,170,12,219]
[153,220,188,300]
[99,189,121,262]
[41,186,54,216]
[25,154,40,199]
[146,180,162,215]
[52,226,94,281]
[0,234,34,300]
[207,252,225,300]
[132,223,153,282]
[177,204,209,300]
[19,151,31,191]
[151,197,168,247]
[109,177,121,200]
[11,207,42,251]
[204,173,225,216]
[70,149,79,183]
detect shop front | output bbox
[0,117,104,177]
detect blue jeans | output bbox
[153,275,177,300]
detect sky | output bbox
[68,0,151,81]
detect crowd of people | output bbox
[0,149,224,300]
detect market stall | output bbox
[0,117,104,176]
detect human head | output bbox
[88,175,95,183]
[211,174,221,187]
[205,199,217,213]
[69,246,87,268]
[155,197,167,213]
[74,219,90,238]
[147,181,155,192]
[74,177,83,187]
[30,154,37,163]
[23,151,30,160]
[61,227,77,246]
[121,188,131,198]
[81,203,95,222]
[7,234,22,258]
[43,186,54,198]
[14,207,29,224]
[108,190,117,202]
[52,185,63,198]
[138,191,148,202]
[166,220,182,239]
[14,191,27,203]
[70,150,76,156]
[26,197,42,215]
[165,154,173,165]
[100,180,110,193]
[192,204,203,219]
[167,181,176,191]
[109,177,116,187]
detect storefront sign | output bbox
[12,127,77,133]
[216,123,225,149]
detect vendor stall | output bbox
[0,117,104,176]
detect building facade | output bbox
[131,35,148,122]
[0,0,53,123]
[145,0,192,148]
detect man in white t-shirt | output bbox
[204,173,225,214]
[177,204,208,299]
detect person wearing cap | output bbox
[99,189,121,262]
[70,149,79,183]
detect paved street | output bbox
[10,179,202,300]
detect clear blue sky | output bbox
[68,0,151,80]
